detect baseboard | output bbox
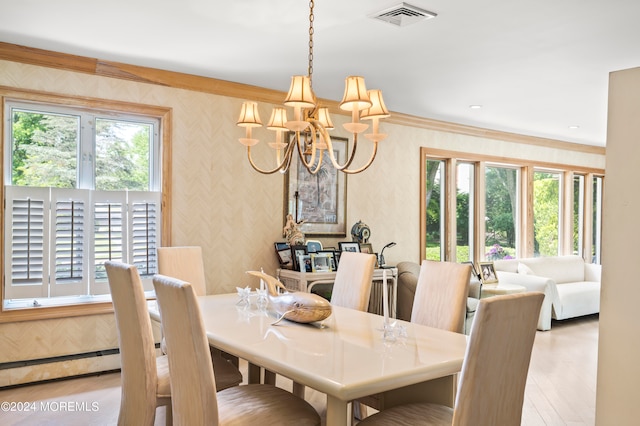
[0,350,121,388]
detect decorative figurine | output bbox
[246,270,332,324]
[283,213,305,246]
[351,220,371,243]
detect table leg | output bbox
[326,395,349,426]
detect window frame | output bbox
[0,87,172,323]
[420,147,604,265]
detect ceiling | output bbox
[2,0,639,147]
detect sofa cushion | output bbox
[520,255,585,284]
[517,262,534,275]
[553,281,600,319]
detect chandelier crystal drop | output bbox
[236,0,390,175]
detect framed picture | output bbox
[306,239,323,253]
[359,243,373,254]
[291,245,308,272]
[462,261,481,281]
[299,254,312,272]
[478,261,499,284]
[317,250,337,271]
[284,135,348,237]
[274,242,292,267]
[339,241,360,253]
[310,252,332,273]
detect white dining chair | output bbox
[358,292,545,426]
[358,260,472,416]
[152,274,321,426]
[411,260,472,333]
[105,261,171,426]
[157,246,243,390]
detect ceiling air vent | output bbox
[370,3,437,27]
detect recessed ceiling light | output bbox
[568,125,580,129]
[469,105,482,109]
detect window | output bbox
[3,100,163,309]
[484,165,519,260]
[533,170,562,256]
[420,148,603,264]
[592,176,604,264]
[424,159,445,261]
[456,162,475,262]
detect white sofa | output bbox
[493,255,601,331]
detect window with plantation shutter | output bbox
[3,99,164,309]
[4,186,49,300]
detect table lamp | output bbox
[378,242,396,268]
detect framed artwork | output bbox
[339,242,360,253]
[274,242,292,267]
[284,135,348,237]
[291,245,308,272]
[310,252,332,273]
[359,243,373,254]
[317,250,337,271]
[478,261,499,284]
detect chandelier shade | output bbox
[236,0,390,175]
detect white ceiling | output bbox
[2,0,639,147]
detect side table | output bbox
[481,283,526,298]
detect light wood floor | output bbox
[0,314,598,425]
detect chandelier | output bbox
[236,0,390,175]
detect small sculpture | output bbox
[283,214,305,246]
[351,220,371,243]
[246,270,332,324]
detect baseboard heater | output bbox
[0,348,120,371]
[0,343,160,388]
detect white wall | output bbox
[596,66,640,425]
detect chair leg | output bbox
[264,369,277,385]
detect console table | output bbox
[277,267,398,318]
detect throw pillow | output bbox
[518,262,534,275]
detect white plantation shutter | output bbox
[128,191,161,291]
[91,191,127,295]
[4,186,50,299]
[50,189,90,297]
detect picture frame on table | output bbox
[291,245,308,272]
[310,252,332,273]
[317,250,337,271]
[299,254,312,272]
[274,242,292,268]
[462,261,481,281]
[283,135,348,237]
[359,243,373,254]
[339,241,360,253]
[478,261,499,284]
[306,239,323,253]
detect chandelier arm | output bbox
[295,129,322,174]
[317,124,359,171]
[245,139,297,175]
[340,141,379,174]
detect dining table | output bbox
[148,292,467,426]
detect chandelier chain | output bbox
[308,0,314,86]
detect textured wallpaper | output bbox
[0,59,605,381]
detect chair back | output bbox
[105,261,159,426]
[453,292,544,426]
[330,251,376,311]
[153,274,219,426]
[157,246,207,295]
[411,260,472,333]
